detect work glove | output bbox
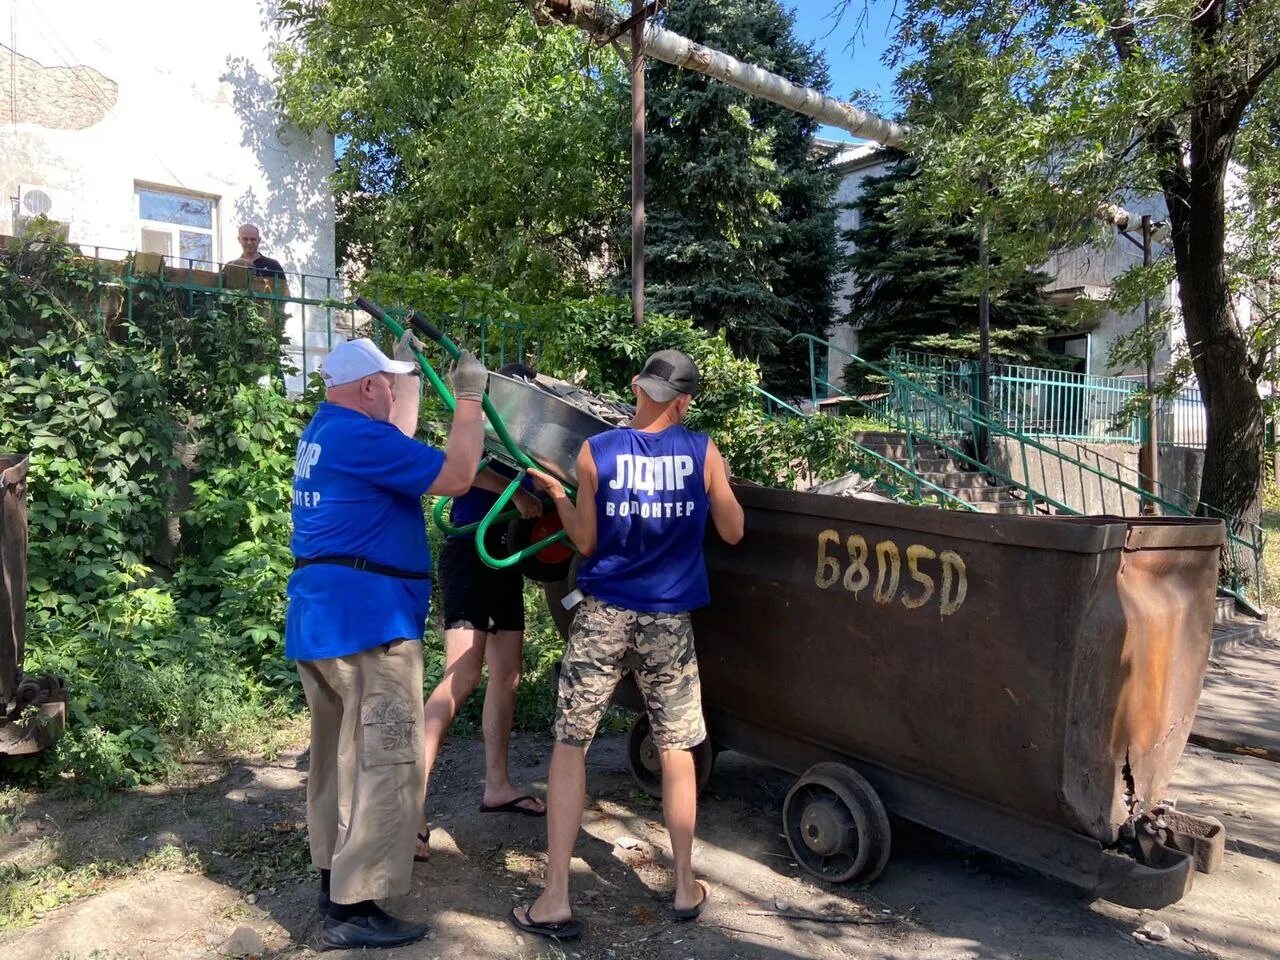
[393,331,424,364]
[450,350,488,402]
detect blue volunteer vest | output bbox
[576,425,711,612]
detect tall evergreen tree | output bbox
[845,156,1065,367]
[636,0,840,394]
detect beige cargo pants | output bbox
[297,639,426,905]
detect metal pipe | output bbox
[977,187,991,463]
[631,0,646,326]
[537,0,908,146]
[1140,214,1159,515]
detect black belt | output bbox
[293,555,433,581]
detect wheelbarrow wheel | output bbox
[626,715,714,800]
[506,510,575,583]
[783,762,891,885]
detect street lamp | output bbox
[1116,214,1170,515]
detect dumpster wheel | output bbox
[626,715,714,799]
[783,763,891,885]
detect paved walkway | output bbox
[1194,619,1280,760]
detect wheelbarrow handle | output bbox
[407,312,450,352]
[354,295,387,322]
[357,297,458,358]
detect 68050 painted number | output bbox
[814,529,968,616]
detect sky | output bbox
[788,1,903,142]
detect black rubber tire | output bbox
[782,762,892,884]
[626,714,715,800]
[505,511,575,583]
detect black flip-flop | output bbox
[509,905,583,941]
[479,795,546,817]
[413,830,430,863]
[672,880,710,922]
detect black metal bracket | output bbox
[605,0,663,45]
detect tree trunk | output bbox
[1163,115,1265,526]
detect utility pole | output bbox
[1114,213,1163,513]
[1140,214,1159,514]
[977,174,991,463]
[630,0,646,327]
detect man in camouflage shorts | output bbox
[555,598,704,751]
[513,350,744,942]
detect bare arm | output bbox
[426,398,485,497]
[705,440,744,545]
[527,443,598,556]
[389,373,421,438]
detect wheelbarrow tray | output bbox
[482,373,615,485]
[546,484,1225,905]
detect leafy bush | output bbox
[1,237,304,787]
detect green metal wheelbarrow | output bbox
[355,297,613,578]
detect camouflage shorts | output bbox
[554,596,706,751]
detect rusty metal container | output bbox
[547,486,1226,907]
[1,453,67,756]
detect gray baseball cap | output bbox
[635,349,700,402]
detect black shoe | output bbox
[322,910,429,949]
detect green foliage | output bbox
[361,269,904,489]
[0,844,202,930]
[845,156,1068,367]
[1,237,304,788]
[862,0,1280,522]
[640,0,841,393]
[274,0,628,298]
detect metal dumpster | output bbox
[545,485,1227,907]
[1,453,67,757]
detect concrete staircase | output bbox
[854,431,1035,515]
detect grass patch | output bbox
[0,844,202,930]
[842,416,898,434]
[1262,483,1280,615]
[0,788,27,837]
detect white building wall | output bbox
[1040,193,1179,377]
[827,157,1187,383]
[0,0,337,387]
[826,146,892,389]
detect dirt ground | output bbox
[1,720,1277,960]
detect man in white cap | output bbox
[286,334,487,949]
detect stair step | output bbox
[916,473,1000,496]
[910,457,969,475]
[970,499,1035,515]
[865,448,947,466]
[852,431,909,445]
[956,485,1018,503]
[856,438,944,459]
[933,471,1000,490]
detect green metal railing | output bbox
[887,348,1208,448]
[76,246,545,397]
[749,386,978,512]
[801,335,1084,513]
[798,334,1265,613]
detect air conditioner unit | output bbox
[18,185,74,221]
[15,185,73,240]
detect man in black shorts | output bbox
[416,363,546,860]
